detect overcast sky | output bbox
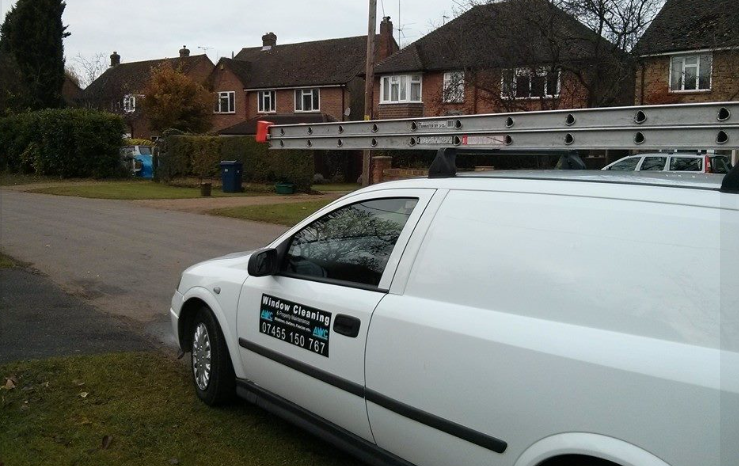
[1,0,460,73]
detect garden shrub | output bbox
[0,109,126,177]
[162,135,314,191]
[124,138,154,146]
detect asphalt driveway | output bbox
[0,190,287,346]
[0,266,153,364]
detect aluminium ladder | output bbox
[258,102,739,152]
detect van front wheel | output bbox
[190,307,235,406]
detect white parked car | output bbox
[602,153,733,173]
[171,171,738,466]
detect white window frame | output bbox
[380,74,423,104]
[294,88,320,112]
[258,90,276,113]
[215,91,236,114]
[669,53,712,93]
[501,67,561,100]
[442,71,465,103]
[123,94,136,113]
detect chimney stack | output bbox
[179,45,191,57]
[377,17,397,62]
[110,51,121,67]
[262,32,277,49]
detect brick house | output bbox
[635,0,739,105]
[83,47,214,139]
[372,0,615,120]
[211,19,398,136]
[62,75,83,107]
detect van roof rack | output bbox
[256,102,739,191]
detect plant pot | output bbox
[200,182,212,197]
[275,182,295,195]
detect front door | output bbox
[236,190,434,441]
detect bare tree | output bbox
[65,66,81,87]
[72,52,107,88]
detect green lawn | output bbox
[210,200,333,226]
[0,252,15,269]
[28,181,260,200]
[0,173,60,187]
[312,183,360,193]
[0,352,355,466]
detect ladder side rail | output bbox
[271,126,739,151]
[269,102,738,139]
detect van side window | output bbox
[282,198,419,287]
[641,157,667,171]
[670,157,702,172]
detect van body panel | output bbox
[366,186,738,466]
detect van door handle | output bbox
[333,314,361,338]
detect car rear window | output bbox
[669,157,702,172]
[711,156,732,174]
[608,157,640,171]
[640,157,667,171]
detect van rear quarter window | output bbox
[405,189,721,346]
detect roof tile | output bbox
[234,36,369,88]
[637,0,739,55]
[376,0,604,74]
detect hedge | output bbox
[378,149,554,170]
[124,138,154,146]
[161,136,314,192]
[0,109,126,178]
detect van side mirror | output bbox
[247,248,279,277]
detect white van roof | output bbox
[459,170,725,191]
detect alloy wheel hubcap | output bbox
[192,323,212,391]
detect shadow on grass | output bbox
[0,352,360,466]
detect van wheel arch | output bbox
[179,297,208,352]
[538,455,621,466]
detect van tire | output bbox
[190,307,236,406]
[540,455,620,466]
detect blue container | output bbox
[220,161,243,193]
[134,154,154,179]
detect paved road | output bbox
[0,190,287,346]
[0,267,153,364]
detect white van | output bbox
[171,171,738,466]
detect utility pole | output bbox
[362,0,377,187]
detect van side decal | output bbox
[239,338,508,454]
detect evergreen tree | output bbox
[0,0,70,111]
